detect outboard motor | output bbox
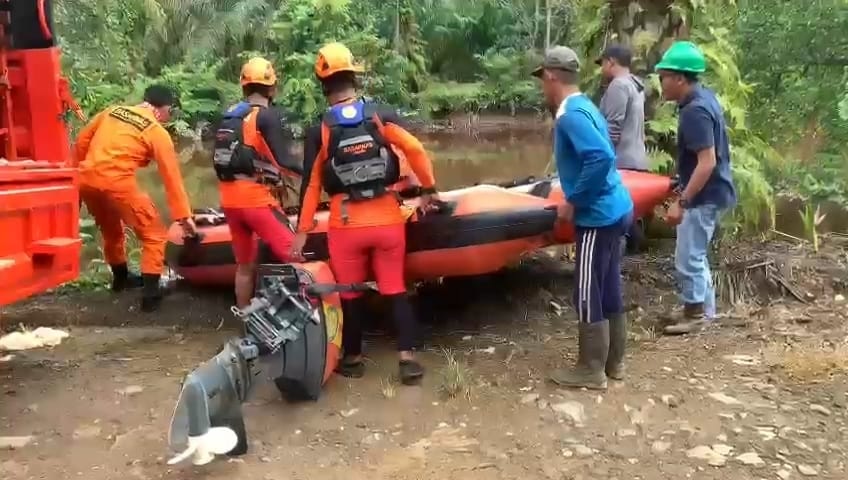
[167,262,370,465]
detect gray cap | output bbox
[532,46,581,77]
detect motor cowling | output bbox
[167,261,354,465]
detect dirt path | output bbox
[2,239,847,480]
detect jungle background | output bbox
[5,4,848,478]
[54,0,848,257]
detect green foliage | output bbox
[737,0,848,204]
[420,82,488,116]
[798,204,826,253]
[56,0,574,126]
[420,49,543,117]
[267,0,384,121]
[50,0,846,243]
[154,63,241,124]
[764,152,848,205]
[840,91,848,121]
[738,0,847,146]
[647,147,674,175]
[476,48,543,113]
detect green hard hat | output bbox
[654,41,706,73]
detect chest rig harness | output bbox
[212,102,281,185]
[319,100,402,223]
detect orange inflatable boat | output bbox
[165,170,674,287]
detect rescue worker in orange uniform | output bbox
[74,85,196,312]
[214,57,303,308]
[301,103,420,208]
[292,43,439,385]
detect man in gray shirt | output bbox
[596,44,647,171]
[597,44,648,252]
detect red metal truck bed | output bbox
[0,165,81,307]
[0,0,84,311]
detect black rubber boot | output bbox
[110,263,143,292]
[549,320,609,390]
[140,274,163,313]
[606,313,627,380]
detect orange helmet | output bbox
[314,42,364,80]
[240,57,277,86]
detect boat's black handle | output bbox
[396,185,423,199]
[177,232,207,266]
[417,199,456,217]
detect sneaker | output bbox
[399,360,424,385]
[662,303,712,335]
[336,359,365,378]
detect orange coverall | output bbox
[74,105,192,275]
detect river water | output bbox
[139,122,554,215]
[136,120,847,238]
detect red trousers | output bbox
[222,206,295,264]
[327,224,406,299]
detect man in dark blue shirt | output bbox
[533,46,634,390]
[655,41,737,335]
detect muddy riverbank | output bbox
[2,236,847,479]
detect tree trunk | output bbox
[393,0,401,51]
[603,0,686,73]
[534,0,540,50]
[545,0,551,49]
[601,1,687,127]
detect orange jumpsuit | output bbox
[74,105,192,275]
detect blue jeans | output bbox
[675,204,722,318]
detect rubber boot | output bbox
[110,263,143,292]
[606,313,627,380]
[549,320,609,390]
[140,274,163,313]
[663,303,709,335]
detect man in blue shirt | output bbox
[532,46,634,390]
[655,41,737,335]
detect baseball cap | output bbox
[531,46,581,77]
[595,44,632,67]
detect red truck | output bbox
[0,0,84,310]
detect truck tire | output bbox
[9,0,56,49]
